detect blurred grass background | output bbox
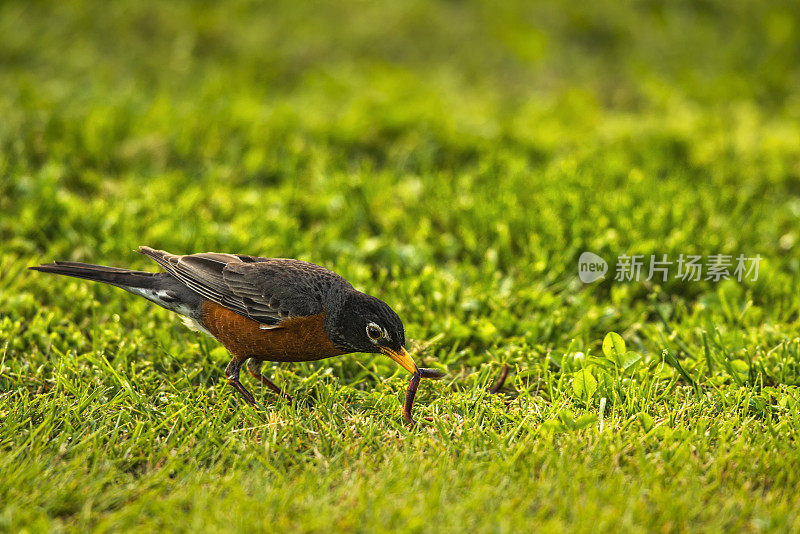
[2,0,800,531]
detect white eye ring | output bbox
[366,322,382,341]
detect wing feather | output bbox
[139,246,349,325]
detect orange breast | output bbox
[200,301,346,362]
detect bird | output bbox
[30,246,443,423]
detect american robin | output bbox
[30,247,443,423]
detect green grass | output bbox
[2,0,800,531]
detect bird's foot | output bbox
[227,377,258,407]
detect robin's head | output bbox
[328,291,417,374]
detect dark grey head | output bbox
[326,290,416,373]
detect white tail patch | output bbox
[125,287,193,316]
[123,286,210,335]
[181,316,212,336]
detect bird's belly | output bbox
[199,301,345,362]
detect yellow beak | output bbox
[381,346,418,375]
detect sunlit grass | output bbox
[2,0,800,531]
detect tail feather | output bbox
[30,258,207,320]
[29,261,157,288]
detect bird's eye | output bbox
[366,323,383,341]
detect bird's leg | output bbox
[246,359,293,403]
[225,357,257,407]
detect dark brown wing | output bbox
[139,246,351,326]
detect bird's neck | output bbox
[322,287,358,352]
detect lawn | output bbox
[2,0,800,531]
